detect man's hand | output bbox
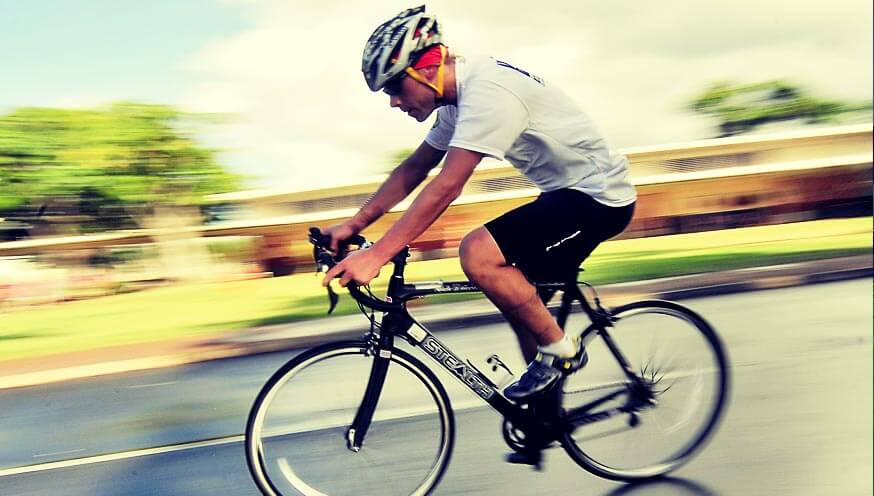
[322,248,388,287]
[322,222,358,253]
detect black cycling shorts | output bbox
[484,189,635,283]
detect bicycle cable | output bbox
[578,281,606,312]
[358,283,382,332]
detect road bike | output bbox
[245,228,729,495]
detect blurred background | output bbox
[0,1,871,495]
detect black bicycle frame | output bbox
[344,247,640,450]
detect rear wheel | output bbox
[245,341,455,496]
[559,300,729,481]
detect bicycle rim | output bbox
[246,342,454,496]
[560,300,729,481]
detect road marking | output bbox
[0,436,242,478]
[126,381,176,389]
[0,365,723,478]
[8,367,714,477]
[0,357,187,391]
[32,449,85,459]
[0,399,492,478]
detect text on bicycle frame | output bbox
[421,336,495,400]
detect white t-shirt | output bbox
[425,54,636,207]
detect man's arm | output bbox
[370,147,483,261]
[346,141,446,234]
[323,146,483,287]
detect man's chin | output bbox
[413,108,435,122]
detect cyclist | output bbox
[323,5,636,402]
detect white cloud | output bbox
[184,0,873,188]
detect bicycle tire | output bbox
[245,341,455,496]
[559,300,729,481]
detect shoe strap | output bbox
[535,352,576,372]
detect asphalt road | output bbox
[0,279,871,495]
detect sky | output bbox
[2,0,872,190]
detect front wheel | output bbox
[245,341,455,496]
[559,300,729,481]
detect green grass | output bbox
[0,217,870,362]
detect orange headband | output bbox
[405,45,447,97]
[412,44,446,70]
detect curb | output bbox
[651,265,871,300]
[0,256,870,390]
[215,260,873,356]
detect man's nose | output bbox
[389,95,402,108]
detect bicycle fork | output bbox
[346,314,406,452]
[346,353,390,451]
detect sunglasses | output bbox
[383,72,408,96]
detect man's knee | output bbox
[459,227,505,277]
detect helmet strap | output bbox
[404,45,447,98]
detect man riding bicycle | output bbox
[323,5,636,402]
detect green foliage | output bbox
[382,148,416,174]
[1,217,869,361]
[0,102,241,230]
[689,80,872,137]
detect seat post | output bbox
[556,287,575,330]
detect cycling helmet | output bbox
[362,5,443,92]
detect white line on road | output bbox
[0,436,243,478]
[1,366,713,477]
[32,449,85,459]
[0,399,492,478]
[0,356,187,391]
[126,381,177,389]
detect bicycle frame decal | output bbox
[432,282,480,293]
[421,335,495,399]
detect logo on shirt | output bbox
[495,60,544,85]
[431,113,440,130]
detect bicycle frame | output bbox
[345,247,639,451]
[246,233,728,493]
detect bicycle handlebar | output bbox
[308,227,403,313]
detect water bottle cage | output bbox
[487,354,513,376]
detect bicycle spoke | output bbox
[563,379,630,396]
[569,423,636,443]
[246,343,454,496]
[558,301,728,481]
[564,388,628,420]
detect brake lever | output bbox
[314,253,340,314]
[326,283,339,314]
[309,227,372,315]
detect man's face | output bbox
[383,67,438,122]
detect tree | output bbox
[689,80,872,137]
[0,102,241,232]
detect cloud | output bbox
[183,0,873,187]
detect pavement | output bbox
[0,254,870,391]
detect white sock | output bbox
[538,334,576,358]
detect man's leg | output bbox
[507,319,538,364]
[459,227,583,402]
[459,227,564,351]
[506,289,556,363]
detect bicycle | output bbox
[245,227,730,496]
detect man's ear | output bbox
[420,65,439,83]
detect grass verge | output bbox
[0,217,870,362]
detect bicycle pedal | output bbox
[504,450,544,471]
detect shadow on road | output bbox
[604,477,717,496]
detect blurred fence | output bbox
[0,124,870,305]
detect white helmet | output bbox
[362,5,443,92]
